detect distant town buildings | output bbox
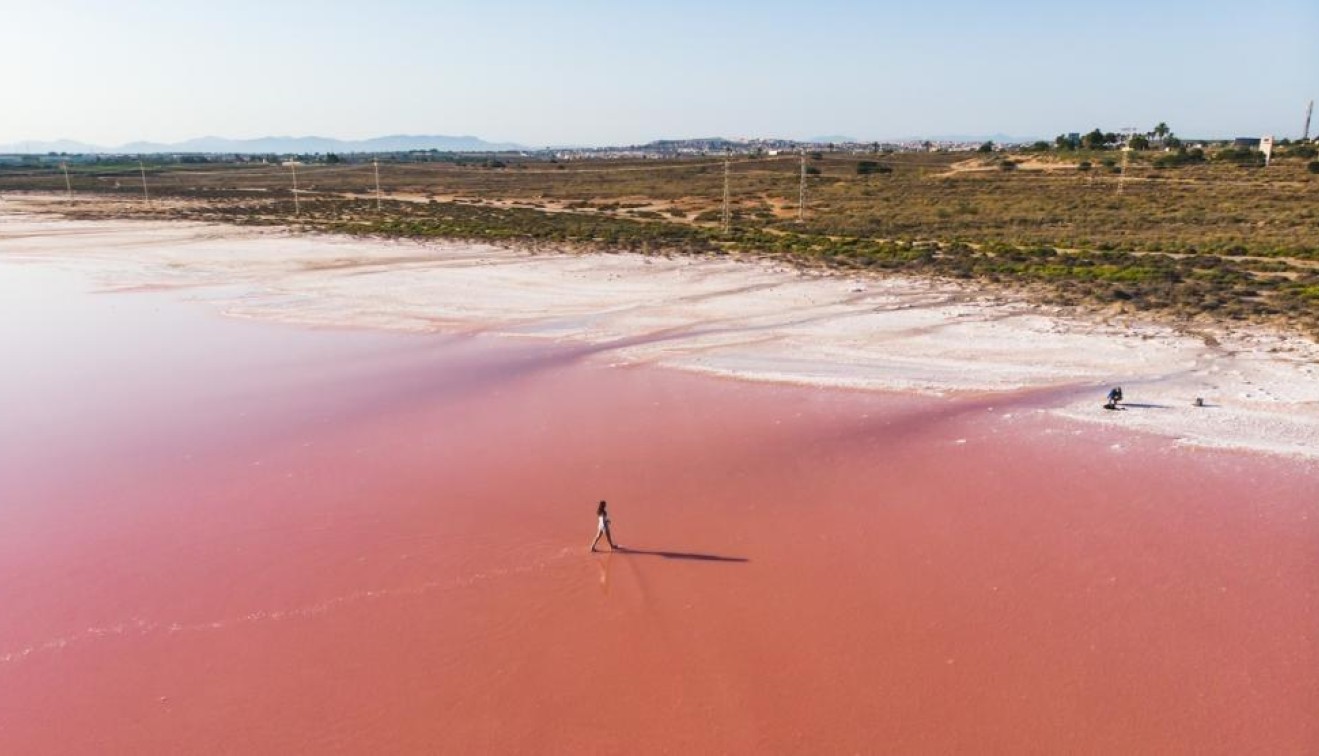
[547,137,999,161]
[4,131,1300,166]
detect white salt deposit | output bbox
[3,205,1317,459]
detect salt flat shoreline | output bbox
[2,198,1317,460]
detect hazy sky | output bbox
[3,0,1316,146]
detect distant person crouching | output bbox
[1104,386,1123,410]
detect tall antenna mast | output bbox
[138,160,150,204]
[61,161,72,199]
[721,150,731,234]
[1304,100,1314,142]
[798,150,807,223]
[290,161,301,216]
[373,158,382,211]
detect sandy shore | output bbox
[2,198,1317,459]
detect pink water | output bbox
[1,263,1316,753]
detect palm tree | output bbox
[1152,122,1171,141]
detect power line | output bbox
[138,160,150,204]
[721,152,731,234]
[373,158,383,211]
[1117,127,1136,195]
[289,162,301,216]
[798,151,807,223]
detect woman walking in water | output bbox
[590,500,620,552]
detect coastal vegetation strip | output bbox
[3,147,1316,336]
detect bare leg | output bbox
[605,524,619,550]
[590,529,604,552]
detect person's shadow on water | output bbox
[610,546,748,563]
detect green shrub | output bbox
[1213,147,1264,166]
[855,161,891,175]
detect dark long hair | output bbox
[597,500,607,516]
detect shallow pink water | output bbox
[1,263,1316,753]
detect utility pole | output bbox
[290,162,301,216]
[373,158,382,211]
[138,160,150,204]
[1304,100,1314,142]
[1117,127,1137,196]
[61,161,72,199]
[798,150,807,223]
[721,151,731,234]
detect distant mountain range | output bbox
[1,132,1054,156]
[0,134,525,155]
[915,133,1044,144]
[807,135,860,144]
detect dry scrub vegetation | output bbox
[4,148,1317,335]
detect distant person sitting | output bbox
[1104,386,1124,410]
[590,500,621,552]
